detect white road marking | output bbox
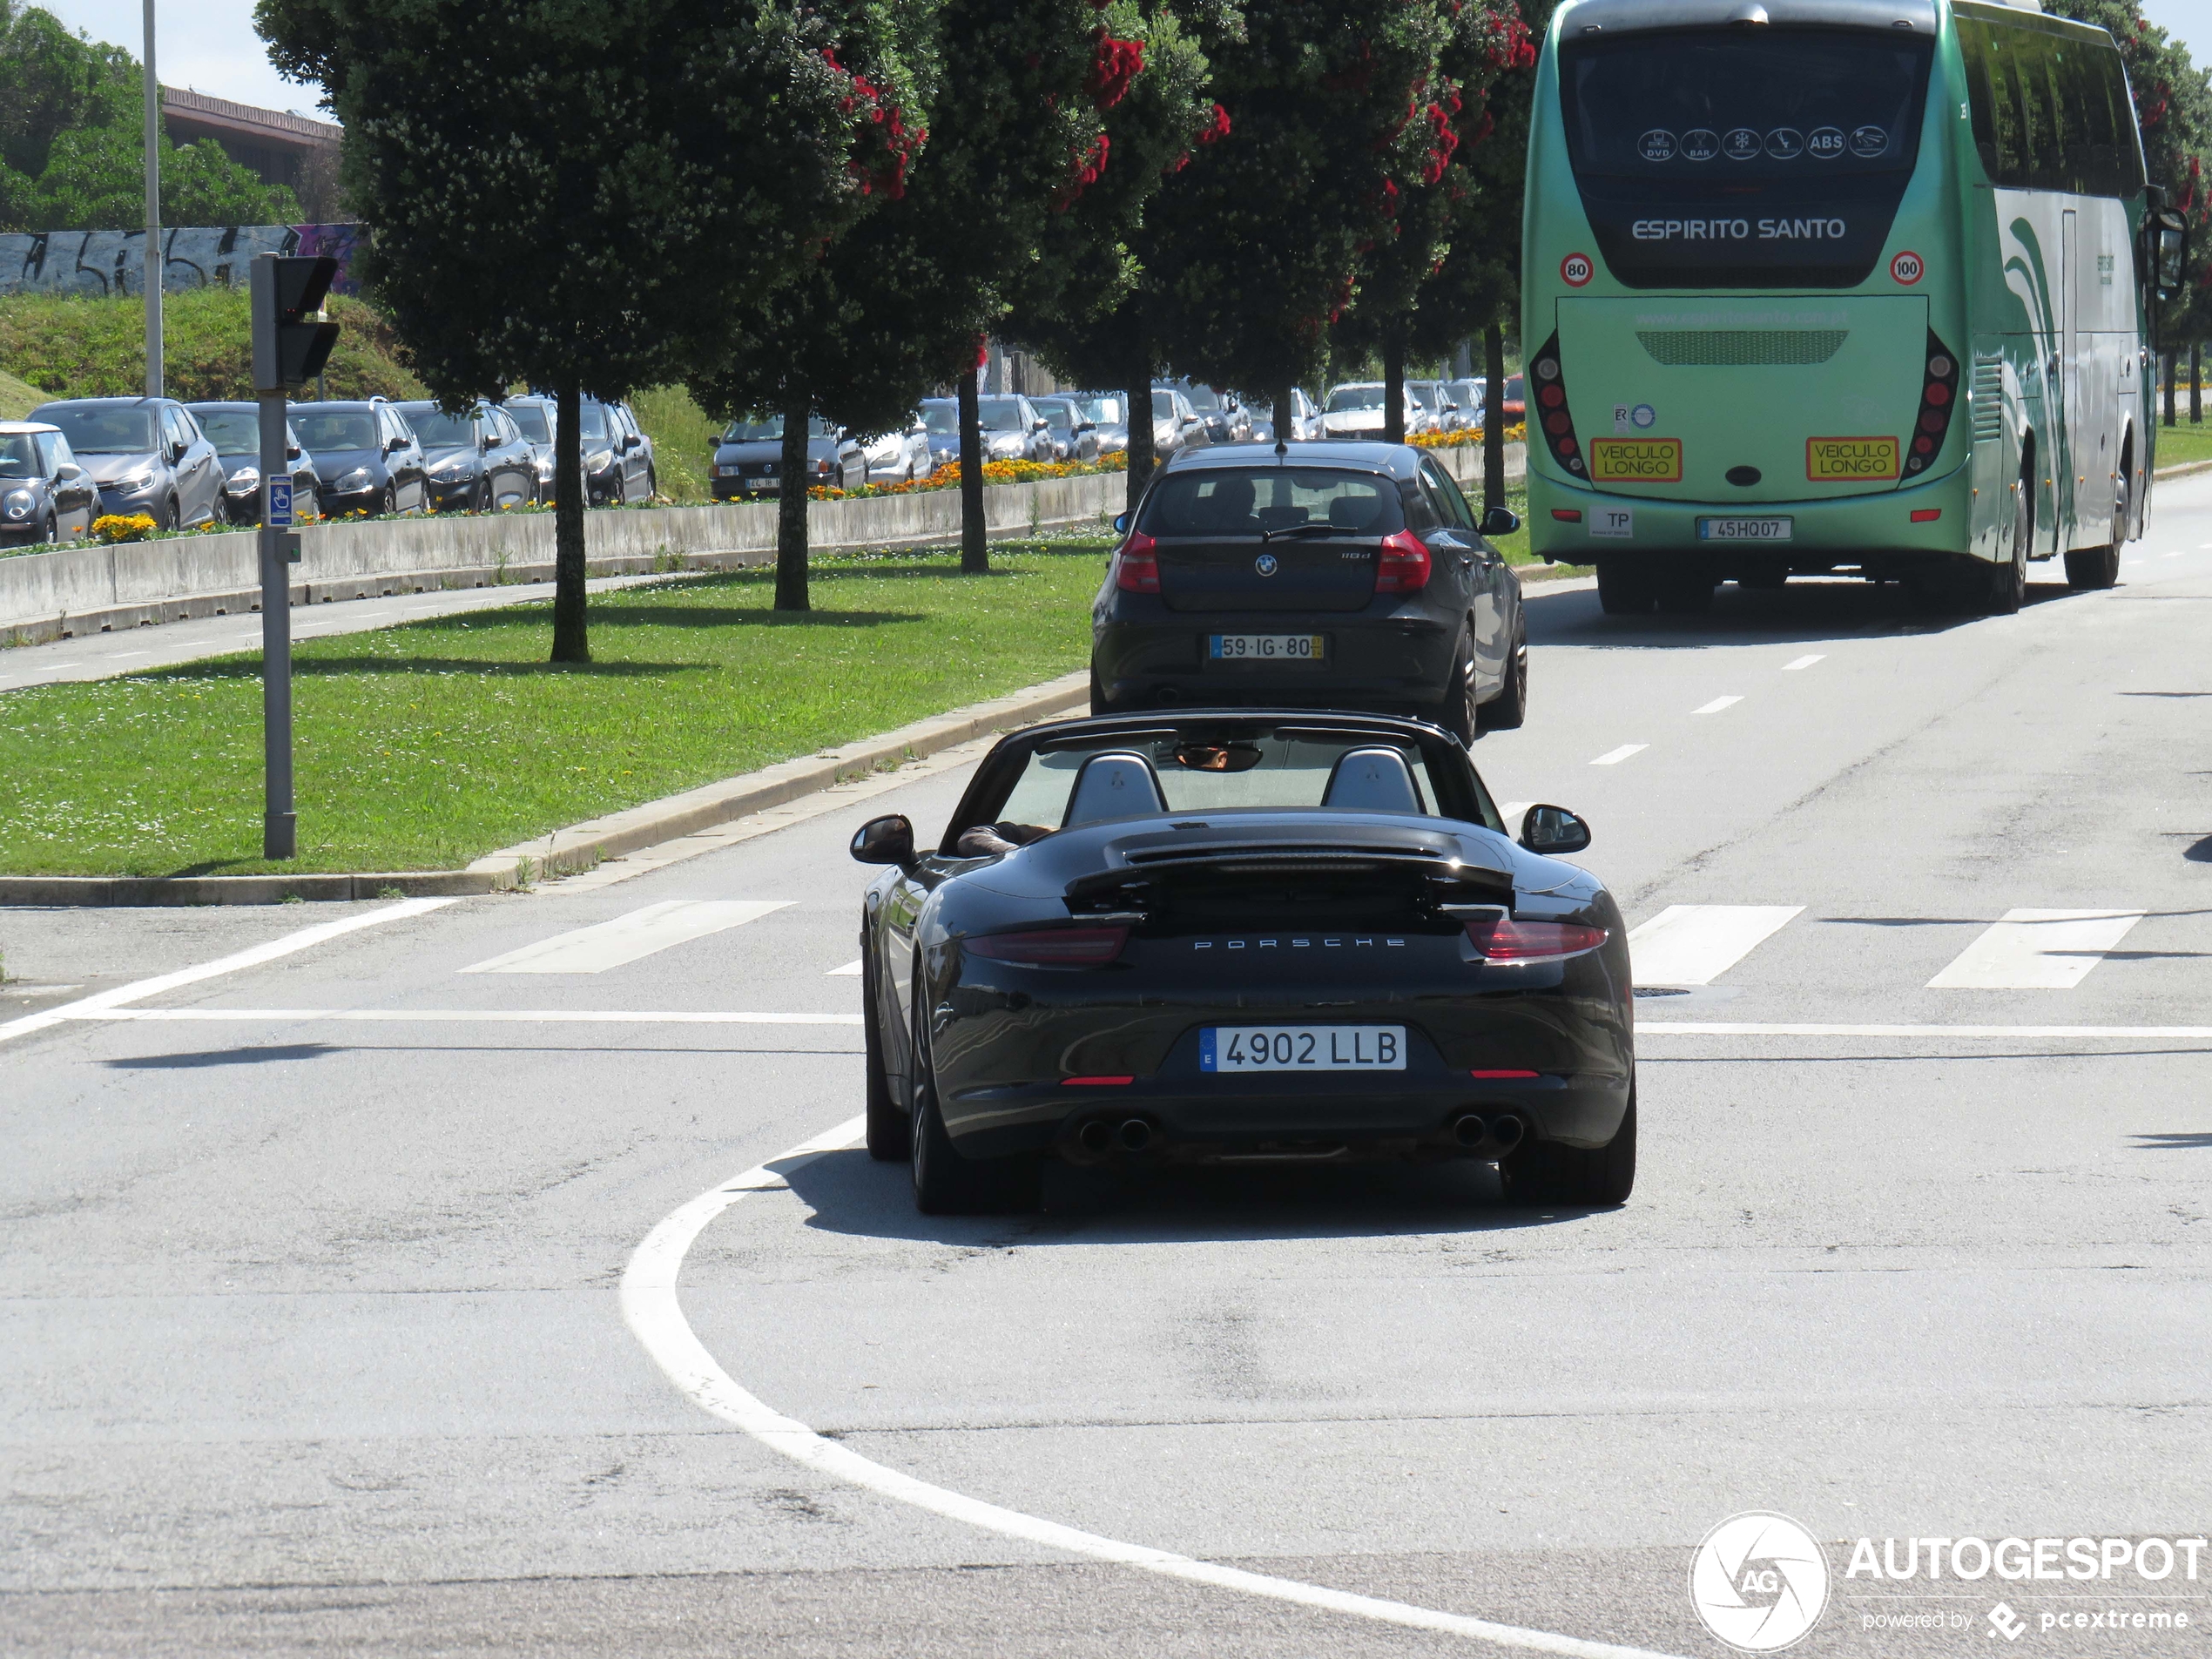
[107,651,149,660]
[1781,654,1824,671]
[1627,905,1804,988]
[826,960,863,976]
[458,899,792,974]
[1925,908,2145,990]
[76,1008,860,1025]
[1691,696,1741,715]
[1639,1022,2212,1039]
[620,1124,1689,1659]
[1589,744,1647,766]
[0,898,457,1048]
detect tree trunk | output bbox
[550,377,589,663]
[775,394,810,612]
[2165,348,2176,426]
[1383,334,1406,446]
[2193,341,2202,424]
[957,365,988,574]
[1267,379,1295,448]
[1125,313,1155,517]
[1482,323,1507,517]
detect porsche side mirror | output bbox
[851,813,916,867]
[1480,506,1521,537]
[1519,805,1591,856]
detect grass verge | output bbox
[2154,418,2212,471]
[0,541,1111,877]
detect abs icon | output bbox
[1689,1512,1830,1651]
[1561,252,1595,287]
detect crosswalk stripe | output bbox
[1692,696,1742,714]
[460,900,791,974]
[826,960,863,976]
[1628,905,1804,988]
[1590,744,1647,765]
[1925,908,2145,989]
[1782,654,1824,671]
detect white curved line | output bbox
[619,1118,1688,1659]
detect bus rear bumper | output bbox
[1528,464,1986,577]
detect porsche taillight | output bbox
[1465,918,1608,962]
[965,926,1130,968]
[1374,529,1432,593]
[1114,530,1160,593]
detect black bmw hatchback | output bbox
[1090,443,1527,744]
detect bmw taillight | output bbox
[966,926,1130,968]
[1114,530,1160,593]
[1465,918,1608,961]
[1375,529,1432,593]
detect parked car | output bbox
[578,396,655,506]
[1030,396,1099,462]
[710,415,867,499]
[504,395,558,497]
[395,400,537,513]
[290,398,428,516]
[28,395,224,529]
[1319,382,1426,441]
[860,414,933,483]
[977,395,1055,462]
[1446,378,1487,429]
[1248,388,1323,444]
[1150,386,1211,455]
[1166,379,1251,444]
[1409,380,1465,433]
[1497,373,1526,425]
[1090,441,1527,745]
[1075,393,1129,457]
[185,401,323,525]
[0,421,97,545]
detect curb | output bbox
[0,670,1092,908]
[2154,456,2212,482]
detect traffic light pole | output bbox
[256,375,295,860]
[249,252,341,862]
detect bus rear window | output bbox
[1559,29,1931,288]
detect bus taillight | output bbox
[1529,334,1584,479]
[1906,334,1961,477]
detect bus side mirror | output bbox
[2152,212,2188,301]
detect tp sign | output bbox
[266,476,293,529]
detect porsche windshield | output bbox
[988,730,1499,830]
[1137,468,1399,538]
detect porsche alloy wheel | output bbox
[910,981,1040,1214]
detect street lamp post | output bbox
[142,0,161,397]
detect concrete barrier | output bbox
[0,442,1522,646]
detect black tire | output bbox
[1595,562,1656,616]
[1501,1089,1637,1207]
[1478,624,1528,732]
[862,949,908,1161]
[609,472,626,509]
[2063,466,2126,590]
[380,484,397,518]
[910,985,1041,1214]
[646,468,658,500]
[39,511,56,545]
[1089,664,1116,717]
[471,476,492,515]
[1984,473,2029,615]
[1440,628,1479,745]
[155,496,177,532]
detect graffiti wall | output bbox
[0,224,361,297]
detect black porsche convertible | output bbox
[850,710,1635,1214]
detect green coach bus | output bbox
[1522,0,2191,615]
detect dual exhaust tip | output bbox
[1453,1111,1524,1154]
[1080,1117,1153,1155]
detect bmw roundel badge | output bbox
[1254,553,1279,577]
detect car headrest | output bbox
[1062,751,1169,827]
[1320,746,1425,814]
[1328,494,1384,530]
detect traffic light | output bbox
[250,253,341,391]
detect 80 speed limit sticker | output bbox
[1890,248,1924,285]
[1561,251,1595,287]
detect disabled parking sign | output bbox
[266,476,293,528]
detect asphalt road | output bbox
[4,474,2210,1657]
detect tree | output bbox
[1001,0,1226,514]
[1330,0,1535,445]
[259,0,924,661]
[0,3,298,232]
